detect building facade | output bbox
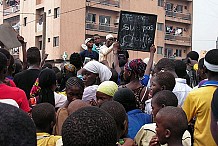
[0,0,193,63]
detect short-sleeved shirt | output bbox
[0,84,30,112]
[212,88,218,119]
[80,50,99,63]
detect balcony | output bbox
[165,10,191,24]
[86,0,120,7]
[165,34,191,47]
[86,21,118,34]
[3,5,20,16]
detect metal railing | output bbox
[165,34,191,44]
[3,5,20,16]
[86,0,120,7]
[165,10,191,21]
[86,22,118,34]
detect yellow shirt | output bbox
[183,86,217,146]
[37,132,62,146]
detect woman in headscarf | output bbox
[81,60,112,87]
[122,59,149,111]
[38,68,67,109]
[55,77,85,135]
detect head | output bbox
[106,34,114,47]
[85,38,94,49]
[70,52,83,70]
[13,59,23,76]
[67,99,90,115]
[150,71,176,97]
[0,52,8,78]
[100,101,127,139]
[124,59,146,82]
[0,48,11,66]
[155,106,188,145]
[7,55,15,76]
[62,106,117,146]
[32,103,56,134]
[204,49,218,79]
[82,61,112,87]
[93,34,101,45]
[27,47,41,66]
[154,58,175,74]
[96,81,118,106]
[151,90,178,118]
[0,103,36,146]
[187,51,199,61]
[52,66,60,74]
[42,63,52,69]
[82,85,98,102]
[174,60,187,78]
[66,77,84,103]
[113,88,137,112]
[197,58,207,81]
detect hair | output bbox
[13,61,23,77]
[38,68,56,106]
[27,47,41,65]
[52,66,60,74]
[66,77,84,91]
[113,88,136,112]
[187,51,199,61]
[0,48,10,60]
[155,58,175,72]
[174,60,187,78]
[198,58,204,70]
[0,52,8,72]
[70,52,83,70]
[32,103,55,133]
[100,101,127,138]
[157,106,188,138]
[8,55,15,74]
[152,90,178,107]
[62,106,117,146]
[154,72,176,91]
[0,103,36,146]
[205,49,218,75]
[110,69,118,84]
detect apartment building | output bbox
[0,0,193,63]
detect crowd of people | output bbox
[0,33,218,146]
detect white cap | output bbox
[85,38,93,44]
[106,34,114,40]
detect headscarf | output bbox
[83,60,112,83]
[124,59,146,78]
[97,81,118,97]
[82,85,98,101]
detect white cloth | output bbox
[83,60,112,83]
[173,78,192,107]
[54,92,67,108]
[144,98,152,115]
[82,85,98,101]
[99,44,114,62]
[0,99,19,108]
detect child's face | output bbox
[150,77,162,97]
[151,101,162,118]
[66,86,83,102]
[155,113,168,145]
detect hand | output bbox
[17,35,26,45]
[44,54,49,60]
[150,45,156,54]
[149,136,160,146]
[113,41,120,54]
[121,138,137,146]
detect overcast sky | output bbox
[193,0,218,52]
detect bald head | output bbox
[67,99,90,115]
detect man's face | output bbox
[94,36,101,45]
[106,37,114,47]
[151,101,162,118]
[86,40,94,48]
[155,113,168,145]
[150,77,162,97]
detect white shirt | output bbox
[99,44,114,62]
[54,92,67,108]
[173,78,192,107]
[144,98,152,115]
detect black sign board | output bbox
[118,11,157,52]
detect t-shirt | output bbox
[80,50,99,63]
[183,81,218,146]
[14,69,40,99]
[211,88,218,119]
[127,109,152,139]
[37,132,62,146]
[0,84,30,112]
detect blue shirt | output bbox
[140,75,150,86]
[127,109,152,139]
[80,50,99,63]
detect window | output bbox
[53,36,59,47]
[176,49,182,57]
[157,46,163,54]
[166,3,173,11]
[99,15,111,32]
[157,23,163,31]
[86,13,96,23]
[176,5,183,13]
[165,48,173,58]
[54,7,60,18]
[158,0,164,7]
[48,9,51,14]
[24,17,27,26]
[48,38,50,42]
